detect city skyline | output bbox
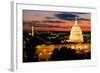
[23,10,91,62]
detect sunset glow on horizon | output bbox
[23,10,91,32]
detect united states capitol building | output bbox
[69,17,84,43]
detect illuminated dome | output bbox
[69,17,83,42]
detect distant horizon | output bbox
[23,10,91,32]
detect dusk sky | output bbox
[23,10,91,32]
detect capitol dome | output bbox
[69,17,84,42]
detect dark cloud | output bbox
[55,12,78,20]
[55,12,90,21]
[75,12,90,14]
